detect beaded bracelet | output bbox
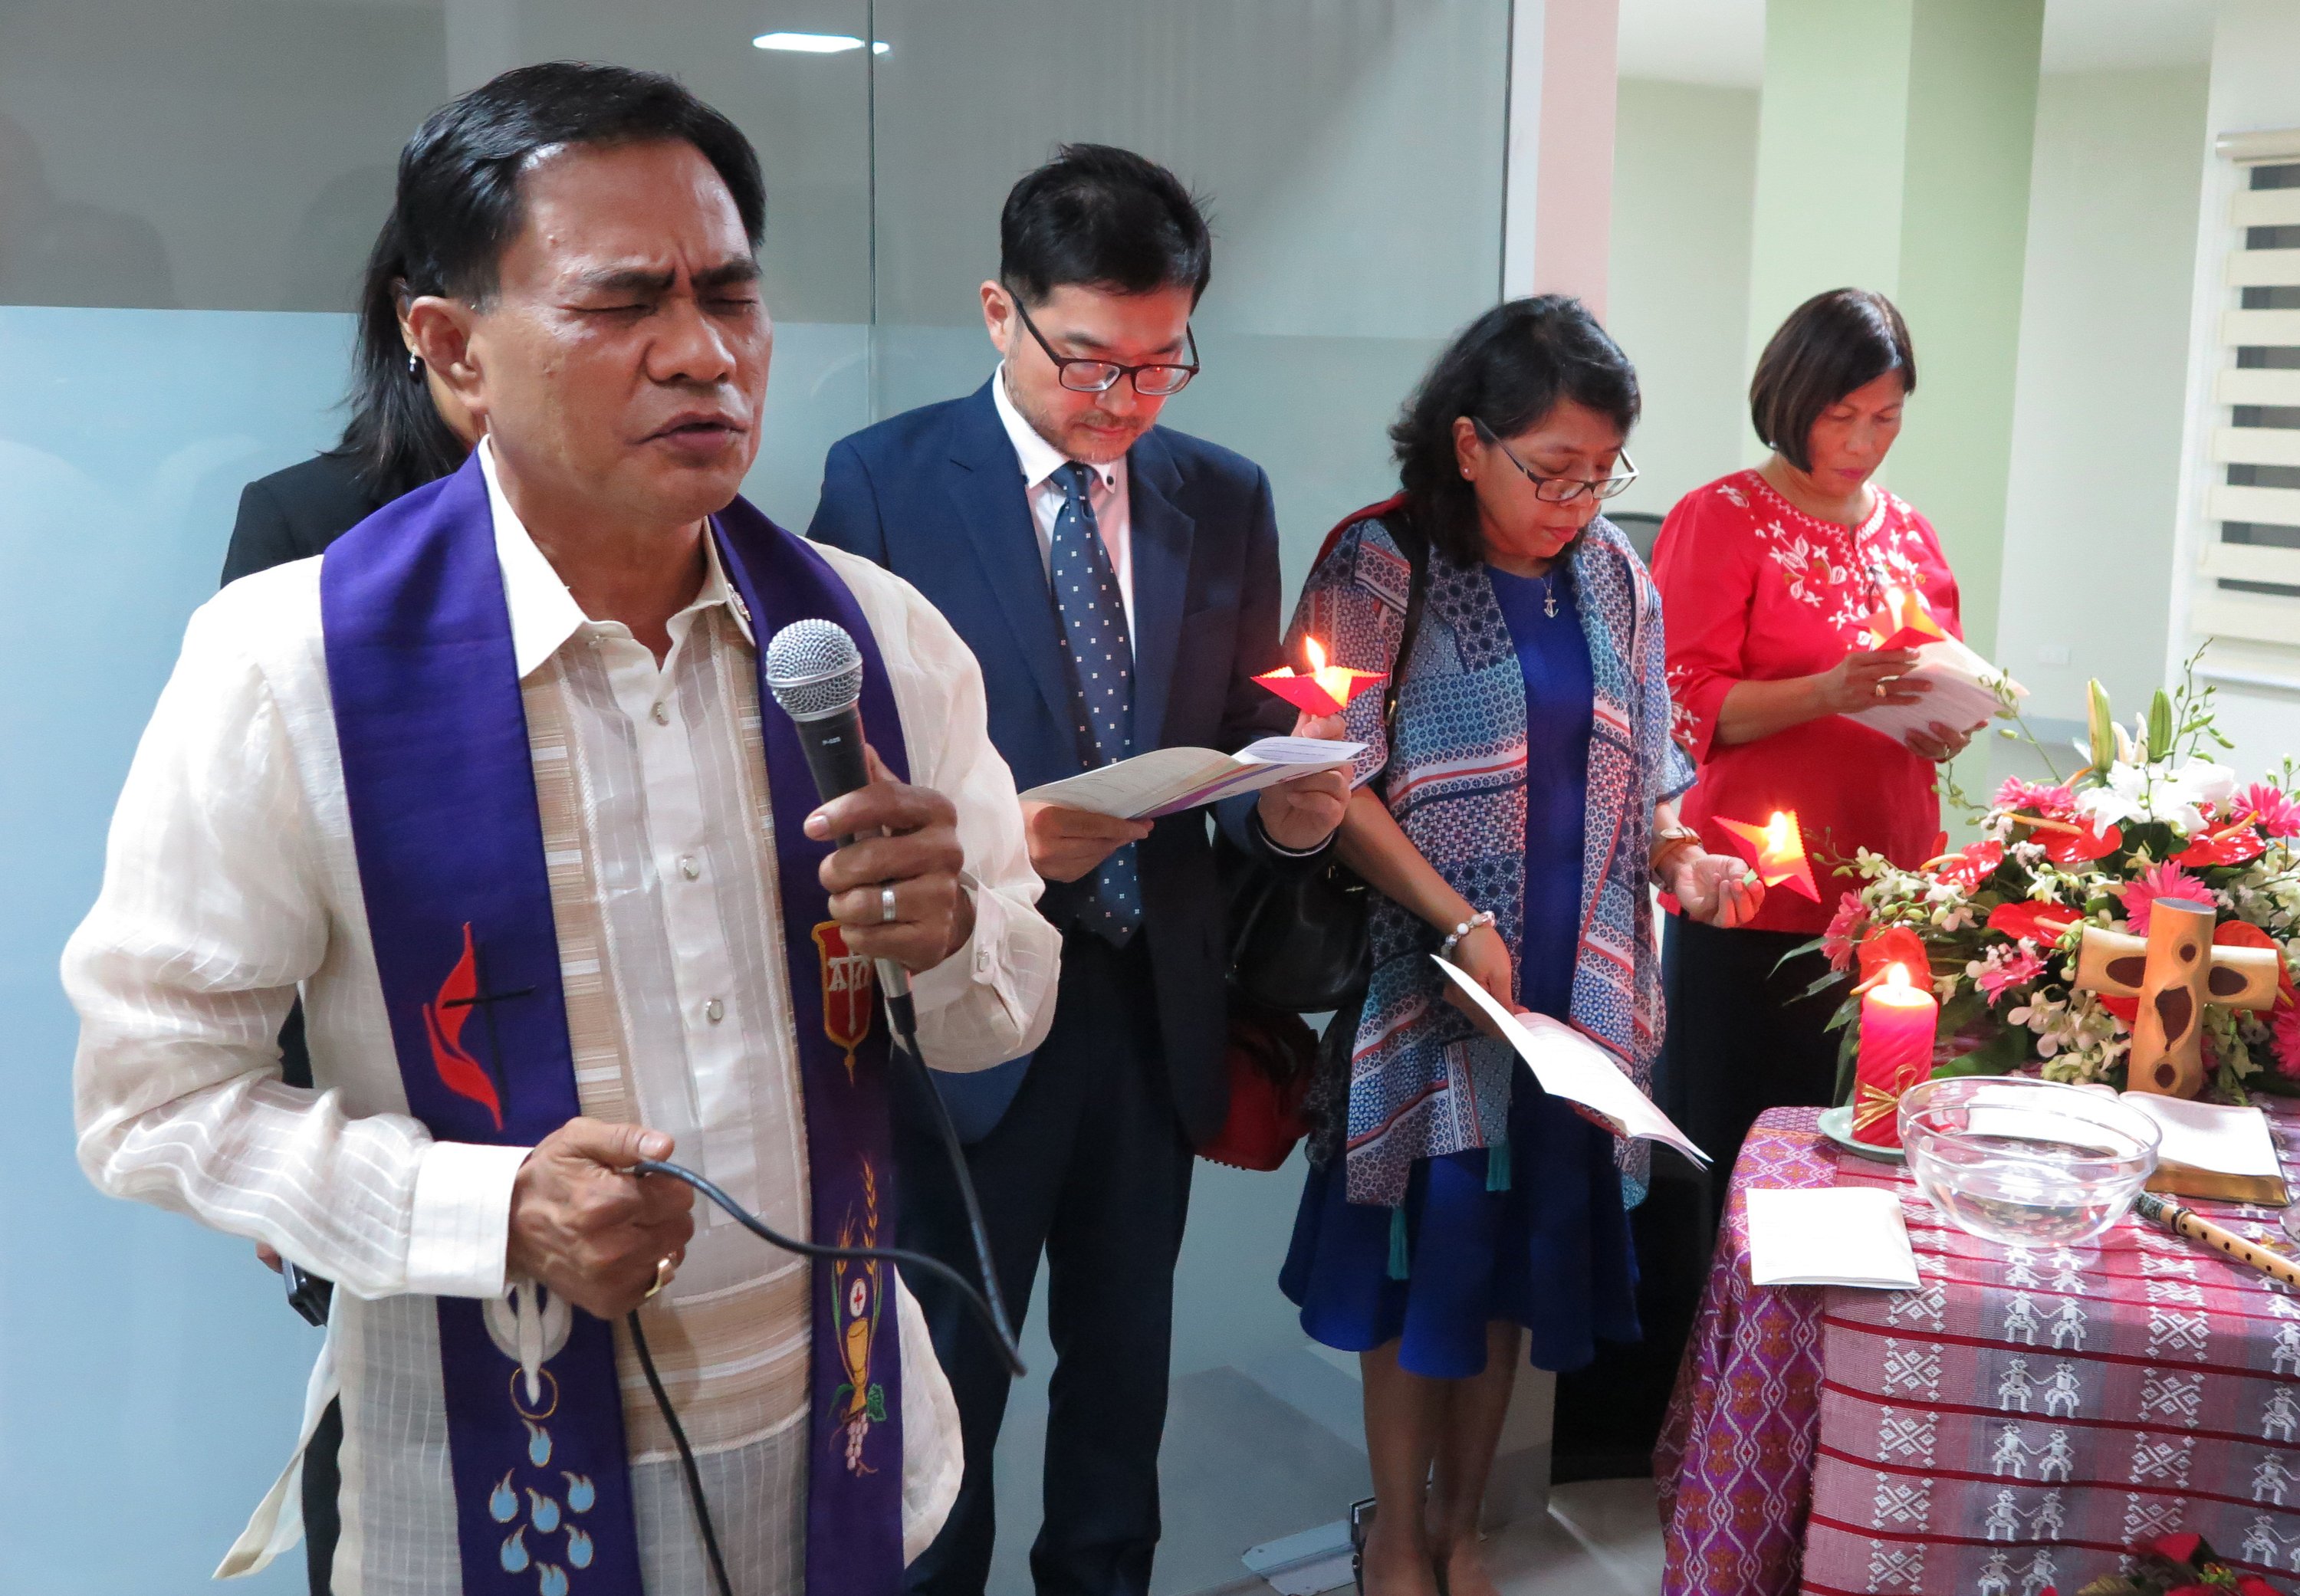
[1438,910,1497,961]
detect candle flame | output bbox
[1765,811,1792,855]
[1886,963,1911,990]
[1304,635,1328,672]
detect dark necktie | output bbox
[1049,461,1144,945]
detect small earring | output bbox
[406,352,422,379]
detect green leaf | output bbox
[1832,1016,1861,1107]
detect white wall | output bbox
[1995,65,2210,727]
[1604,77,1760,521]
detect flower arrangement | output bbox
[2053,1529,2285,1594]
[1806,657,2300,1100]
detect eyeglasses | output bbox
[1473,419,1638,503]
[1008,291,1200,396]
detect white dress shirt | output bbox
[65,439,1060,1594]
[992,363,1135,646]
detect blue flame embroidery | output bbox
[526,1489,561,1535]
[538,1565,569,1596]
[562,1473,596,1513]
[499,1526,530,1573]
[566,1526,593,1570]
[489,1472,519,1524]
[524,1420,553,1468]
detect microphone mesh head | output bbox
[764,619,864,721]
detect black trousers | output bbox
[895,934,1195,1596]
[1657,913,1842,1234]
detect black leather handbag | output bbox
[1221,509,1430,1014]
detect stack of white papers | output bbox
[1428,957,1709,1167]
[1018,737,1364,820]
[1840,636,2025,745]
[2122,1093,2287,1203]
[1746,1187,1921,1289]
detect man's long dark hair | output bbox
[1389,296,1641,568]
[334,212,468,501]
[336,61,768,501]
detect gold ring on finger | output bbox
[645,1255,675,1301]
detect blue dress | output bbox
[1279,560,1641,1378]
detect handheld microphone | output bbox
[763,619,914,1025]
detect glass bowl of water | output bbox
[1898,1075,2160,1249]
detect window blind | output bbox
[2193,130,2300,657]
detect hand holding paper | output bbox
[1018,736,1364,821]
[1430,956,1709,1167]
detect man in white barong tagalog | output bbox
[65,63,1060,1596]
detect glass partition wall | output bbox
[0,5,1506,1588]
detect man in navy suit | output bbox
[809,145,1348,1595]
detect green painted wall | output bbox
[1891,0,2046,672]
[1745,0,1917,362]
[1606,79,1762,521]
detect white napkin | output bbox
[1746,1187,1921,1289]
[2122,1094,2282,1180]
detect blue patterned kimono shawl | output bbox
[1287,512,1696,1210]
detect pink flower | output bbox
[2120,860,2210,935]
[1995,777,2075,816]
[1822,892,1867,973]
[2235,781,2300,839]
[1975,945,2045,1007]
[2275,1002,2300,1082]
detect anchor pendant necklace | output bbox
[1536,570,1559,619]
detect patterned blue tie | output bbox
[1049,461,1145,945]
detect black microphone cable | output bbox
[623,992,1024,1596]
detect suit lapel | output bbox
[1127,429,1194,752]
[945,386,1076,745]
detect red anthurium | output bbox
[2239,1576,2285,1596]
[1936,839,2006,890]
[2218,920,2299,1007]
[1856,926,1932,991]
[2176,823,2268,869]
[1987,901,2082,947]
[2042,819,2121,865]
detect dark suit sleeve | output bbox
[806,438,891,565]
[220,479,305,586]
[1213,465,1330,866]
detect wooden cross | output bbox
[2073,896,2280,1097]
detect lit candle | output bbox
[1853,964,1937,1149]
[1714,808,1821,901]
[1253,635,1387,718]
[1864,584,1950,651]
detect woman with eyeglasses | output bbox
[1650,287,1974,1223]
[1276,297,1759,1596]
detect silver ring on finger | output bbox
[1875,681,1888,699]
[879,884,899,924]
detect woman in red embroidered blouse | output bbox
[1651,289,1985,1209]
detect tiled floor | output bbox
[1488,1477,1667,1596]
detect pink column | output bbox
[1504,0,1621,315]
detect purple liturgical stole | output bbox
[321,452,908,1595]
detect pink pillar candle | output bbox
[1854,964,1937,1148]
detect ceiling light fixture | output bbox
[752,31,889,54]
